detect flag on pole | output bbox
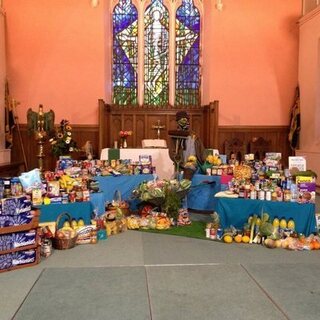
[288,87,301,150]
[5,80,15,148]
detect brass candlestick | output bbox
[27,105,55,174]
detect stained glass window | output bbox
[175,0,200,106]
[111,0,201,106]
[144,0,169,106]
[112,0,138,105]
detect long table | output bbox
[38,201,93,225]
[186,175,221,211]
[38,175,154,223]
[215,197,317,235]
[100,148,174,180]
[94,174,154,209]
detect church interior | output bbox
[1,1,320,320]
[1,0,318,178]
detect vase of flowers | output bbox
[49,119,79,158]
[119,130,132,148]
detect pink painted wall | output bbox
[296,6,320,180]
[3,0,300,126]
[3,0,107,125]
[203,0,301,125]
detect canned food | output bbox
[216,228,223,240]
[210,228,217,240]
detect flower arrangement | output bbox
[206,154,222,166]
[49,119,79,157]
[119,130,133,138]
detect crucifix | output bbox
[152,120,165,139]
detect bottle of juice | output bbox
[272,217,280,229]
[287,218,295,231]
[279,218,287,230]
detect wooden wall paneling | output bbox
[112,116,121,148]
[218,126,292,167]
[136,115,145,148]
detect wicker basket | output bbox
[52,212,78,250]
[106,190,130,215]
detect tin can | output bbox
[205,228,211,238]
[258,189,265,201]
[265,190,272,201]
[41,239,52,258]
[216,228,223,240]
[210,228,217,240]
[250,190,257,200]
[62,193,69,204]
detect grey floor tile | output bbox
[40,231,145,268]
[0,268,43,320]
[146,264,286,320]
[13,267,151,320]
[243,263,320,320]
[141,232,320,266]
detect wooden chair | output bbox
[224,138,247,162]
[249,137,271,160]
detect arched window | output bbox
[144,0,169,106]
[175,0,200,106]
[112,0,201,106]
[112,0,138,105]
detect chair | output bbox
[249,137,271,160]
[224,138,247,163]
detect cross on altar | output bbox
[152,120,165,139]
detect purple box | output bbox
[12,230,37,249]
[298,182,316,192]
[0,253,12,270]
[1,196,32,216]
[0,234,13,251]
[11,249,37,267]
[0,212,34,228]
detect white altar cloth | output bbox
[100,148,175,180]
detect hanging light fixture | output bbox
[215,0,224,11]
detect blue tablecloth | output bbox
[38,201,93,225]
[94,175,154,209]
[215,198,317,235]
[90,192,106,215]
[186,175,221,211]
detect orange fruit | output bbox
[223,235,233,243]
[242,235,250,243]
[313,241,320,250]
[234,234,242,243]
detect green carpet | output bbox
[138,221,208,240]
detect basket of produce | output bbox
[106,190,130,215]
[52,212,78,250]
[132,179,191,218]
[233,164,252,180]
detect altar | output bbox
[100,148,175,179]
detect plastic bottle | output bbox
[287,218,295,231]
[279,218,287,229]
[290,183,298,202]
[273,217,280,229]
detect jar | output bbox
[265,190,271,201]
[258,189,265,200]
[11,177,23,197]
[3,178,11,198]
[283,189,291,202]
[250,190,257,200]
[75,186,83,202]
